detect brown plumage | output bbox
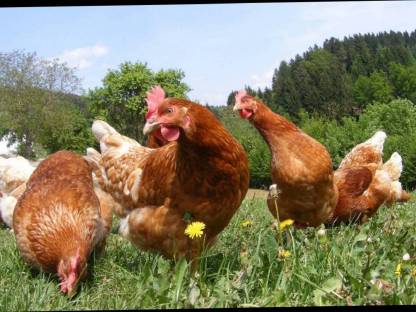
[382,152,411,206]
[85,95,249,263]
[146,132,166,148]
[234,91,338,227]
[330,167,391,223]
[328,133,410,224]
[13,150,112,297]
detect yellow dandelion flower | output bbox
[184,221,206,239]
[242,220,253,227]
[278,249,291,258]
[279,219,294,231]
[395,263,402,277]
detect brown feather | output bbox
[243,97,338,227]
[91,99,249,261]
[13,151,111,293]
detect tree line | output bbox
[228,30,416,120]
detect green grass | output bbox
[1,194,416,309]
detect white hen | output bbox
[0,155,35,228]
[0,156,36,193]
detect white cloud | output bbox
[55,43,109,70]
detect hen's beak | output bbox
[143,117,161,136]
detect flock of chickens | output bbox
[0,86,411,297]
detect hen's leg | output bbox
[119,206,205,269]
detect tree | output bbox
[388,62,416,103]
[226,90,237,106]
[251,30,416,121]
[359,99,416,188]
[353,71,393,108]
[273,60,301,116]
[0,50,86,158]
[87,62,190,143]
[36,96,95,155]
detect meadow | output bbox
[1,190,415,309]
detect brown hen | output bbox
[329,133,411,224]
[13,150,112,297]
[85,87,249,264]
[233,90,338,227]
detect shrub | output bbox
[300,99,416,189]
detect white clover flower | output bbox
[403,253,410,261]
[317,228,326,237]
[269,184,279,197]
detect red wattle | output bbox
[239,108,253,119]
[161,126,180,141]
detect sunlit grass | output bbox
[1,194,415,309]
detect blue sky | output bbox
[0,1,415,107]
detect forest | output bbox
[1,30,415,189]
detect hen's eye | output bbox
[166,107,174,114]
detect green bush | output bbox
[239,134,272,189]
[359,99,416,188]
[300,99,416,189]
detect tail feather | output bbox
[382,152,403,181]
[91,120,141,155]
[0,194,17,228]
[87,120,153,218]
[84,148,102,170]
[385,181,411,205]
[338,131,387,171]
[92,120,119,141]
[399,189,411,202]
[84,148,110,190]
[365,131,387,153]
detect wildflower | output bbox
[184,221,206,239]
[317,228,326,237]
[269,184,280,197]
[279,219,294,231]
[367,237,372,243]
[278,249,291,258]
[403,253,410,261]
[395,263,402,277]
[241,220,253,227]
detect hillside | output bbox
[228,30,416,121]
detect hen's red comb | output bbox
[235,90,248,105]
[145,85,166,120]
